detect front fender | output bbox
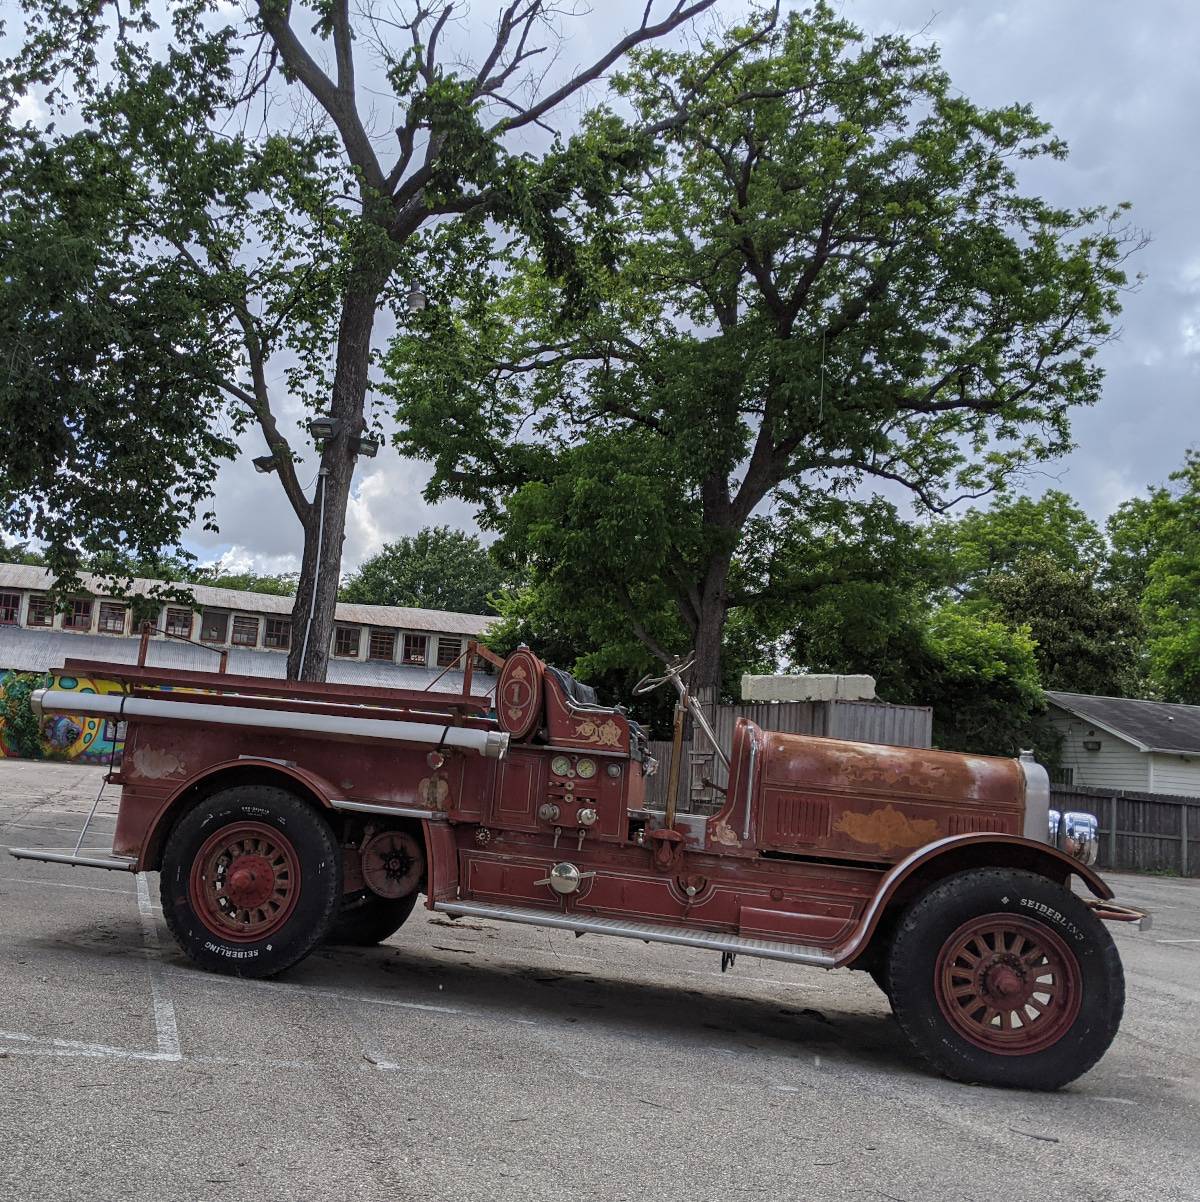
[833,833,1114,968]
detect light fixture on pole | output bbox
[406,286,427,313]
[252,455,278,474]
[354,436,381,458]
[308,415,342,443]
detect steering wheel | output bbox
[632,655,694,696]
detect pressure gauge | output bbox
[575,758,597,780]
[550,754,572,777]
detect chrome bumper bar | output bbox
[8,847,137,872]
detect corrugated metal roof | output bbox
[1047,691,1200,755]
[0,627,496,697]
[0,562,493,636]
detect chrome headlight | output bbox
[1059,811,1100,867]
[1048,808,1062,845]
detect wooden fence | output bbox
[1051,785,1200,878]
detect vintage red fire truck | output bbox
[10,643,1149,1090]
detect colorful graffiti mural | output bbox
[0,670,127,764]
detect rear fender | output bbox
[834,833,1114,968]
[136,757,340,871]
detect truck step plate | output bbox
[7,847,138,872]
[432,900,837,966]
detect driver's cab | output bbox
[490,647,653,845]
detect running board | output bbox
[8,847,137,872]
[433,900,837,967]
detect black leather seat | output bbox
[545,665,600,708]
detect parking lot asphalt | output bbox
[1,760,1197,1202]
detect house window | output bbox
[436,636,462,668]
[264,618,291,650]
[1050,766,1075,786]
[231,615,259,647]
[26,595,53,627]
[368,629,396,661]
[63,599,93,631]
[98,602,126,634]
[334,626,360,657]
[0,591,20,624]
[200,610,229,643]
[165,607,193,639]
[402,633,428,665]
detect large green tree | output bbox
[341,526,503,614]
[1109,451,1200,702]
[389,4,1136,696]
[933,491,1143,697]
[1,0,715,677]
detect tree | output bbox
[341,527,503,614]
[2,0,717,678]
[1109,451,1200,702]
[981,553,1142,698]
[931,491,1143,697]
[931,490,1109,589]
[389,4,1136,696]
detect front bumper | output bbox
[1086,898,1153,931]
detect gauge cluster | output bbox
[550,753,597,780]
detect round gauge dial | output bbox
[550,754,572,777]
[575,758,597,780]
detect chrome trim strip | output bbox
[328,799,448,821]
[742,732,758,840]
[433,900,836,966]
[7,847,137,872]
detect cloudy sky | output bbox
[177,0,1199,575]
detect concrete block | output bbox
[740,673,876,703]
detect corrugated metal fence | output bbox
[1052,785,1200,878]
[645,698,933,814]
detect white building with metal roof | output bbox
[0,562,496,695]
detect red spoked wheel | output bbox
[885,868,1125,1089]
[161,786,341,978]
[934,914,1081,1056]
[189,821,301,942]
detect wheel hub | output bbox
[224,854,277,910]
[935,913,1082,1056]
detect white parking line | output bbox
[0,1029,176,1063]
[0,874,133,895]
[136,875,182,1062]
[1154,938,1200,944]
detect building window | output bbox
[26,595,53,627]
[165,608,193,639]
[1050,766,1075,786]
[436,636,462,668]
[98,602,126,634]
[200,610,229,643]
[368,629,396,661]
[0,591,20,624]
[63,599,93,631]
[264,618,290,650]
[230,615,259,647]
[334,626,360,657]
[402,633,428,665]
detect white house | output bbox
[1046,690,1200,797]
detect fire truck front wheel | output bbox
[885,868,1124,1090]
[160,786,343,978]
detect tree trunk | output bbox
[287,279,383,681]
[688,550,732,700]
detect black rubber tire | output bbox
[887,868,1124,1090]
[328,890,420,946]
[160,785,342,979]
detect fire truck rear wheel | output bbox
[886,868,1124,1090]
[329,891,419,946]
[160,786,343,979]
